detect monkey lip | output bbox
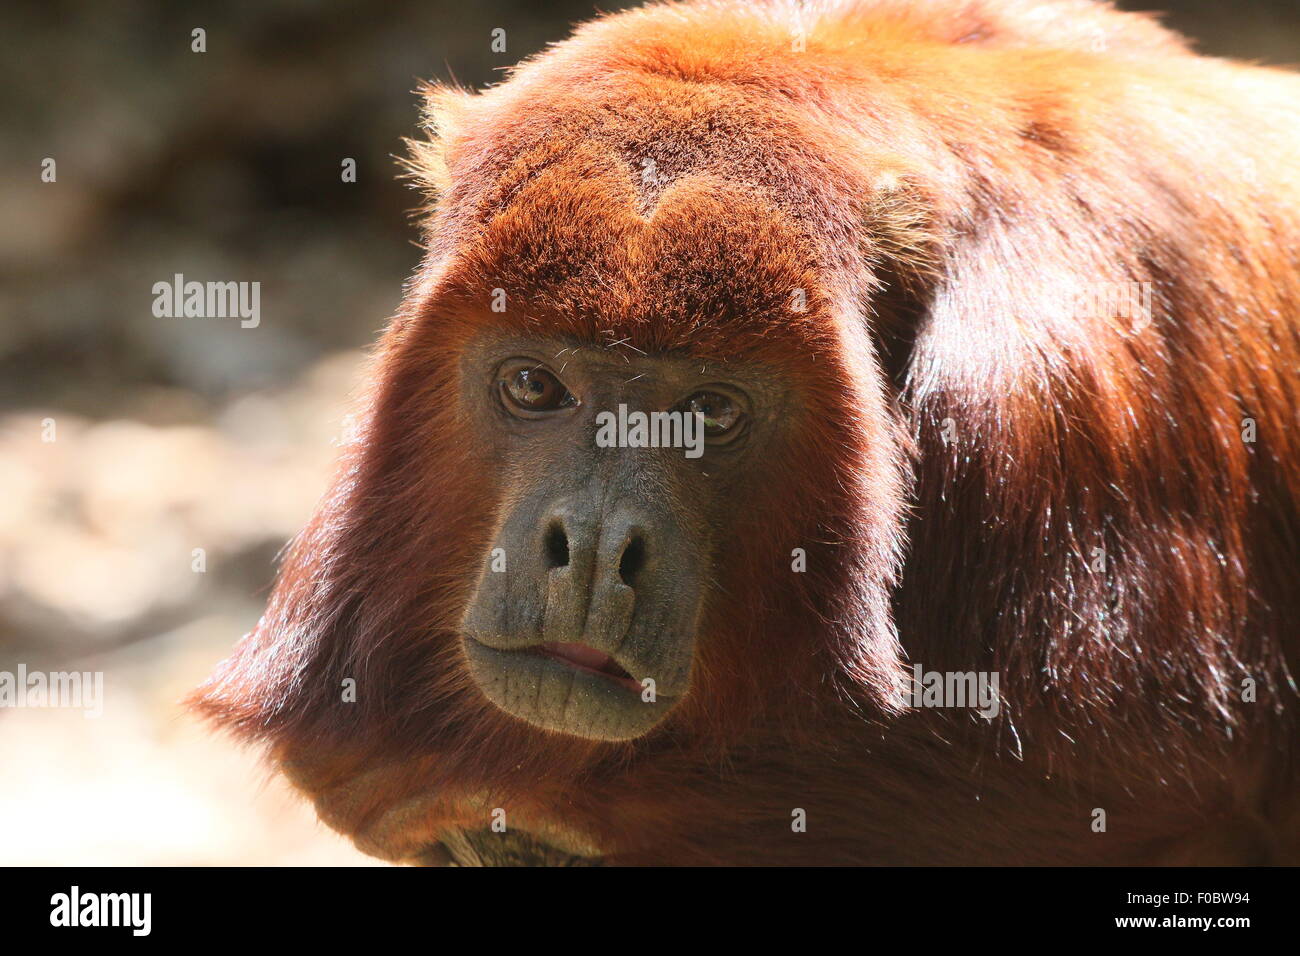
[535,642,640,692]
[462,636,683,740]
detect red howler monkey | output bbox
[191,0,1300,865]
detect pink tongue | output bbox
[541,642,615,671]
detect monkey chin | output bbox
[462,636,682,741]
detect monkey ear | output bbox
[852,170,945,392]
[863,160,1169,414]
[401,83,478,209]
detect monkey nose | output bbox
[538,506,642,650]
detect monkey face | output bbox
[456,336,784,740]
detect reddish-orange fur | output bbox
[192,0,1300,864]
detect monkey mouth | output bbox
[462,635,681,741]
[534,641,641,692]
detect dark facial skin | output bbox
[457,335,786,740]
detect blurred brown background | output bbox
[0,0,1295,865]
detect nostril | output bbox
[544,522,569,569]
[618,534,646,587]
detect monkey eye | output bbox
[499,363,578,414]
[680,390,742,437]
